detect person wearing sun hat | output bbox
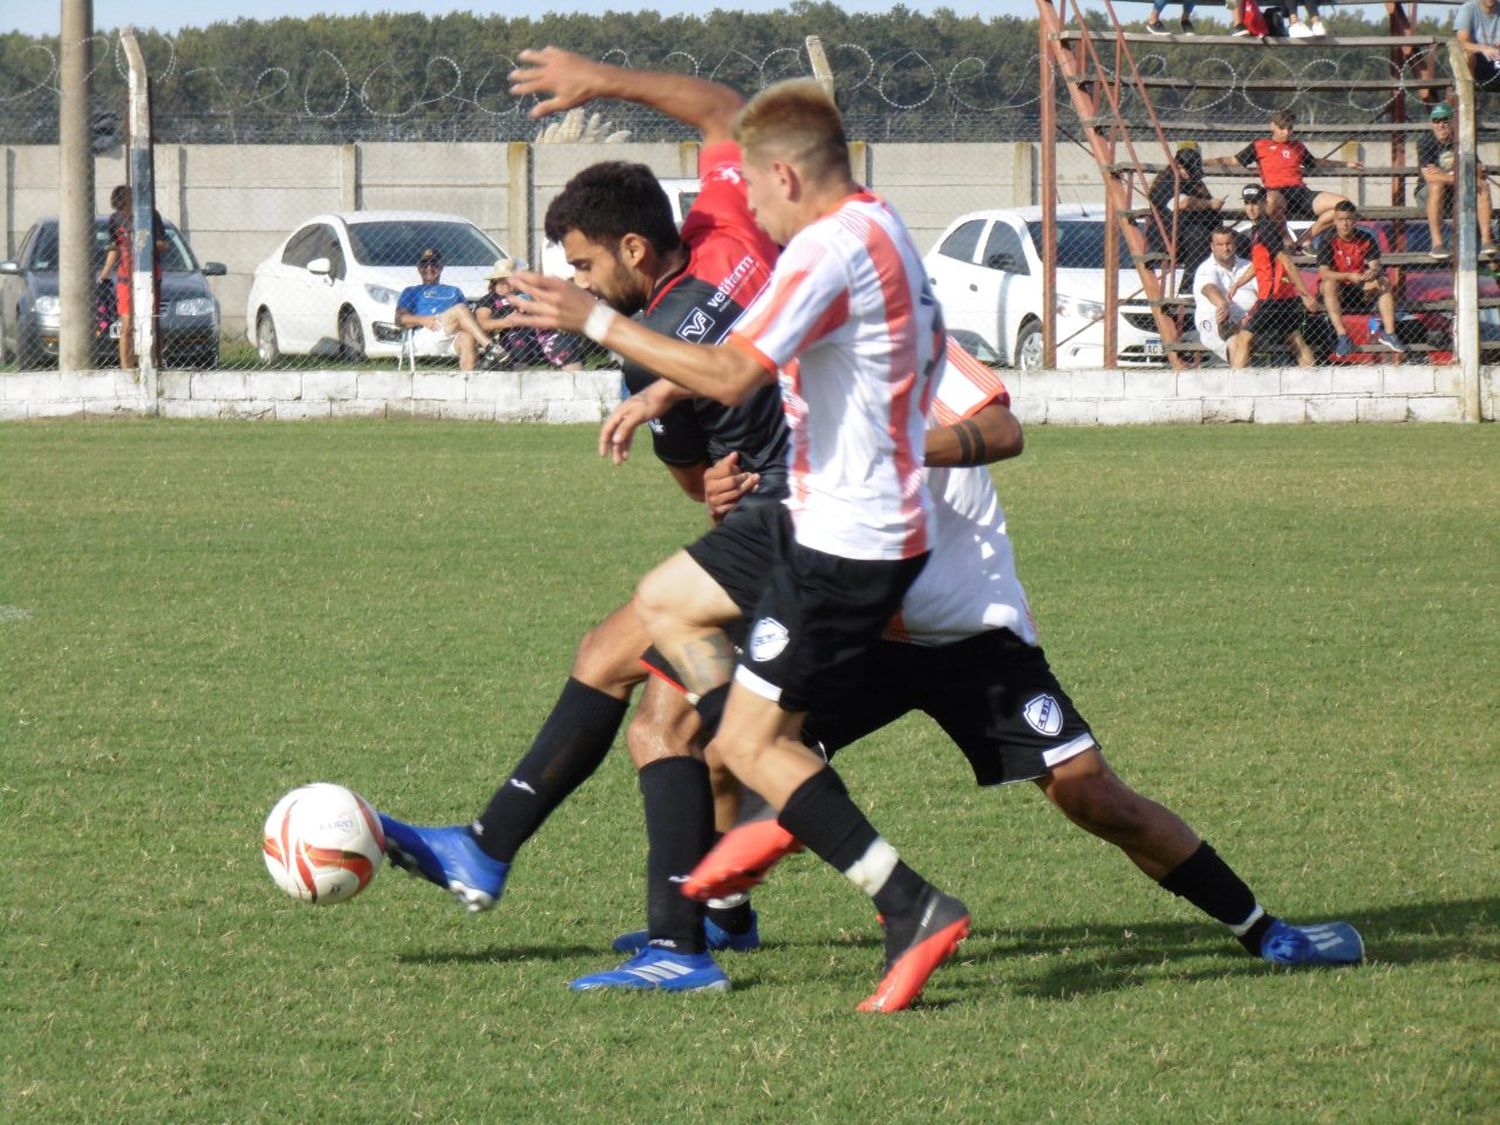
[475,256,584,368]
[1417,103,1497,260]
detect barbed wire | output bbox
[0,32,1458,146]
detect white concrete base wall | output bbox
[0,367,624,423]
[1,364,1494,424]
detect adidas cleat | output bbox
[378,815,508,913]
[858,888,971,1013]
[682,819,803,901]
[1260,919,1364,966]
[613,911,761,955]
[570,948,731,993]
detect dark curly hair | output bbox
[543,161,680,254]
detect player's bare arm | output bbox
[513,271,773,406]
[598,378,695,464]
[924,403,1023,468]
[703,452,762,522]
[509,47,744,144]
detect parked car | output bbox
[924,203,1170,371]
[0,216,224,369]
[243,211,508,362]
[539,177,700,280]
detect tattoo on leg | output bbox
[679,630,736,697]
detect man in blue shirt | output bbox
[395,247,493,370]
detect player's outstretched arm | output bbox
[924,403,1023,468]
[510,47,745,144]
[513,272,772,406]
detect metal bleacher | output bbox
[1033,0,1497,368]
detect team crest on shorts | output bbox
[749,617,789,662]
[1022,693,1064,736]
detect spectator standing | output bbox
[1193,226,1256,366]
[1148,147,1224,275]
[96,183,166,369]
[1226,184,1317,367]
[1418,103,1498,260]
[474,257,584,369]
[394,247,493,371]
[1316,201,1406,357]
[1456,0,1500,91]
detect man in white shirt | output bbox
[1193,226,1256,366]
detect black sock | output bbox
[706,897,755,935]
[777,768,926,921]
[471,677,628,862]
[692,683,730,742]
[1158,841,1277,955]
[640,757,713,955]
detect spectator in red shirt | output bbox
[1225,184,1317,367]
[1317,201,1405,357]
[1207,108,1360,249]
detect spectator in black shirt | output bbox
[1417,103,1497,260]
[1147,147,1224,276]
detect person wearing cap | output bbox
[394,248,493,371]
[1456,0,1500,91]
[1147,146,1224,275]
[475,257,584,369]
[1417,103,1497,261]
[1225,185,1317,368]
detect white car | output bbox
[924,203,1171,370]
[244,210,508,362]
[539,178,701,280]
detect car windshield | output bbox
[26,221,196,272]
[1025,220,1136,270]
[345,221,502,267]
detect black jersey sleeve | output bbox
[621,358,711,468]
[1235,142,1259,169]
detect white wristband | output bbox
[582,303,617,344]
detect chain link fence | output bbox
[0,23,1494,374]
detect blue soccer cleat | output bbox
[612,911,761,955]
[1260,919,1365,966]
[570,948,731,993]
[378,814,508,914]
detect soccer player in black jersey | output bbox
[377,50,788,980]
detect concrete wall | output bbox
[3,361,1493,424]
[12,138,1495,342]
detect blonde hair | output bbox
[734,78,851,183]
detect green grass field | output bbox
[3,420,1497,1121]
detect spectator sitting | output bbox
[1285,2,1328,37]
[474,258,584,370]
[1145,0,1196,35]
[1316,201,1406,357]
[1225,184,1318,368]
[394,247,492,371]
[1456,0,1500,92]
[1148,147,1224,275]
[1193,226,1256,366]
[1206,108,1361,249]
[1418,103,1498,260]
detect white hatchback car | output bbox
[924,203,1171,370]
[244,211,508,362]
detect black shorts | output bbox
[1274,184,1319,221]
[800,629,1097,786]
[1246,297,1305,343]
[1333,283,1376,313]
[685,502,928,713]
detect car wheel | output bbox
[338,310,365,362]
[17,323,47,370]
[256,310,280,364]
[0,308,9,365]
[1014,320,1044,371]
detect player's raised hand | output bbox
[510,47,613,120]
[704,451,761,521]
[510,271,597,333]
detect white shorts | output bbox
[409,325,458,357]
[1197,312,1247,364]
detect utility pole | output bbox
[59,0,96,371]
